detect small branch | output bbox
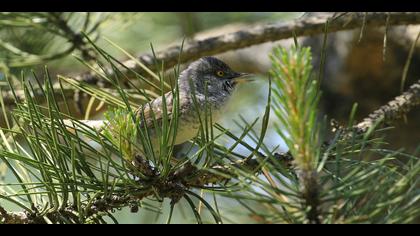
[0,205,28,224]
[354,79,420,133]
[2,87,75,106]
[0,195,130,224]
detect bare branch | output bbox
[354,79,420,133]
[1,87,141,106]
[76,12,420,84]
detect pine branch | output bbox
[2,13,419,224]
[270,46,322,223]
[0,196,130,224]
[0,157,274,224]
[354,79,420,133]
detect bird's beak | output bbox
[232,72,254,84]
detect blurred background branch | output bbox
[69,12,420,87]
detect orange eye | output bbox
[216,71,225,77]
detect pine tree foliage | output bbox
[0,13,419,224]
[223,46,419,224]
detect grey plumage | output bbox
[135,56,244,146]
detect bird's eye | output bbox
[216,71,225,77]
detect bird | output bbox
[136,56,252,145]
[66,56,253,161]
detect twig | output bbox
[354,79,420,133]
[0,195,130,224]
[2,87,142,106]
[0,205,30,224]
[2,87,75,106]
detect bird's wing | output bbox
[136,92,174,129]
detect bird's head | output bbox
[179,56,252,96]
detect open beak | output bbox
[232,72,254,84]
